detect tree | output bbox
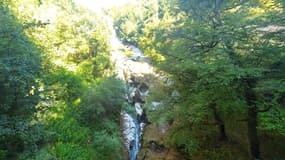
[112,0,285,159]
[1,0,125,159]
[0,3,41,158]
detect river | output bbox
[106,16,154,160]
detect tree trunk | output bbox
[210,103,228,141]
[245,79,260,160]
[248,106,260,160]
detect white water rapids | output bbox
[106,16,154,160]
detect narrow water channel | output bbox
[106,16,154,160]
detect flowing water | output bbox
[106,16,154,160]
[130,119,140,160]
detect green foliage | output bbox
[0,150,7,160]
[2,0,284,159]
[112,0,285,159]
[92,123,124,160]
[0,3,40,114]
[0,3,42,159]
[19,146,55,160]
[122,103,137,117]
[0,0,125,159]
[259,107,285,135]
[168,128,199,155]
[45,68,84,101]
[108,3,142,45]
[53,143,91,160]
[50,117,90,144]
[200,148,236,160]
[79,77,126,125]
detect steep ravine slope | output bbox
[106,15,184,160]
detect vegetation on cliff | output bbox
[1,0,285,159]
[110,0,285,159]
[0,1,125,159]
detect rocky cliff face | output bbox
[120,72,152,160]
[137,122,184,160]
[107,15,183,160]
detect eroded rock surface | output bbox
[137,123,185,160]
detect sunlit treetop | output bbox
[74,0,137,12]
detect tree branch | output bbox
[257,105,273,113]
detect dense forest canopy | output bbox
[0,0,285,160]
[0,0,125,159]
[110,0,285,159]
